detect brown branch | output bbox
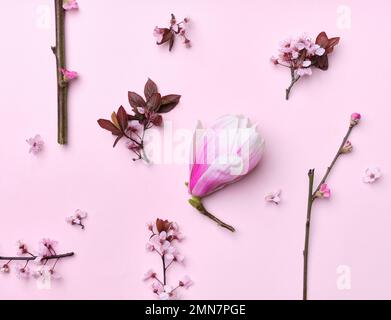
[53,0,68,145]
[0,252,74,261]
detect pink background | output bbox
[1,0,391,300]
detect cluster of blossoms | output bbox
[153,14,191,51]
[66,209,88,229]
[271,32,340,100]
[98,78,181,162]
[63,0,78,10]
[143,219,192,300]
[0,239,74,281]
[26,135,44,154]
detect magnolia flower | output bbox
[63,0,78,10]
[60,68,78,82]
[26,135,44,154]
[363,167,382,184]
[315,183,331,199]
[188,115,264,231]
[265,189,281,205]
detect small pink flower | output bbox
[316,183,331,199]
[159,285,175,300]
[16,240,29,255]
[265,189,281,205]
[270,56,279,65]
[15,264,30,279]
[183,17,190,23]
[153,27,164,43]
[350,113,361,126]
[152,281,164,294]
[179,275,193,289]
[0,264,10,273]
[165,246,184,264]
[184,38,191,48]
[143,269,157,281]
[63,0,78,11]
[38,238,58,256]
[127,141,140,152]
[61,68,78,82]
[146,242,154,252]
[341,140,353,154]
[363,167,382,184]
[26,135,44,154]
[296,68,312,76]
[66,209,88,229]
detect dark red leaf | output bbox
[158,94,181,113]
[128,92,146,112]
[325,37,340,54]
[116,106,128,132]
[157,29,172,45]
[97,119,122,136]
[146,93,162,112]
[113,135,123,148]
[144,78,158,100]
[314,54,329,70]
[169,34,175,51]
[316,32,329,48]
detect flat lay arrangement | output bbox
[0,0,389,301]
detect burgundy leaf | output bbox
[169,34,175,51]
[158,94,181,113]
[315,31,329,48]
[325,37,340,54]
[314,54,329,71]
[146,93,162,112]
[116,106,128,132]
[157,29,172,45]
[113,135,123,148]
[128,92,146,111]
[144,78,158,100]
[97,119,122,136]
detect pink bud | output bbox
[315,183,331,199]
[341,140,353,154]
[350,113,361,126]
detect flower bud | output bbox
[315,183,331,199]
[341,140,353,154]
[350,113,361,126]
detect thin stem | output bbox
[312,125,354,197]
[53,0,68,145]
[162,255,166,285]
[286,67,300,100]
[189,197,235,232]
[0,252,74,261]
[303,169,314,301]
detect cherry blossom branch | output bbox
[302,113,361,300]
[0,252,74,261]
[286,67,300,100]
[52,0,68,145]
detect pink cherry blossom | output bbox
[15,264,30,279]
[183,17,190,23]
[159,285,175,300]
[179,275,193,289]
[16,240,29,255]
[165,246,184,264]
[38,238,58,256]
[63,0,78,10]
[153,27,165,43]
[66,209,88,229]
[60,68,78,81]
[265,189,281,205]
[316,183,331,199]
[26,135,44,154]
[363,167,382,184]
[296,67,312,76]
[152,281,164,294]
[143,269,157,281]
[0,264,10,273]
[145,242,154,252]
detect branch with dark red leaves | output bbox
[271,32,340,100]
[153,14,191,51]
[0,239,74,280]
[144,219,193,300]
[97,79,181,163]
